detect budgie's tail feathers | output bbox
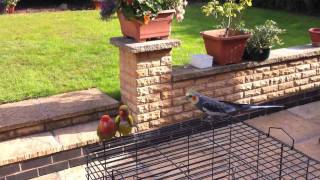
[247,105,284,110]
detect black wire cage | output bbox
[85,117,320,180]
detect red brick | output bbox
[310,76,320,82]
[255,67,270,73]
[261,85,278,94]
[214,87,233,97]
[225,92,243,101]
[39,161,69,176]
[300,84,314,91]
[234,83,252,92]
[268,91,285,99]
[295,78,309,86]
[244,89,261,98]
[207,81,226,89]
[173,80,194,89]
[284,87,299,94]
[271,64,287,70]
[251,95,268,103]
[278,81,294,90]
[226,76,246,85]
[214,73,235,81]
[296,64,310,72]
[161,106,183,117]
[301,70,317,78]
[173,111,193,122]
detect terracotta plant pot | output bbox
[117,10,175,42]
[201,29,251,65]
[93,1,102,10]
[309,28,320,47]
[7,5,15,14]
[244,48,271,61]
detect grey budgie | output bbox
[185,91,283,117]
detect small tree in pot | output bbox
[201,0,252,65]
[245,20,285,61]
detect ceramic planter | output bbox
[7,5,15,14]
[93,1,102,10]
[201,29,251,65]
[117,10,175,42]
[309,28,320,47]
[244,48,270,61]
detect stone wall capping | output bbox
[110,37,181,53]
[173,44,320,82]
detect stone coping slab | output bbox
[173,44,320,82]
[110,37,181,53]
[0,88,119,133]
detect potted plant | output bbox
[201,0,252,65]
[93,0,103,10]
[5,0,19,14]
[245,20,285,61]
[309,28,320,47]
[100,0,187,42]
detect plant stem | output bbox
[225,16,231,37]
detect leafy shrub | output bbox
[247,20,285,50]
[100,0,188,24]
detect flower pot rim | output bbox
[309,28,320,34]
[200,29,251,40]
[117,9,175,24]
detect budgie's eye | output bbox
[192,96,196,101]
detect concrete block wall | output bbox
[111,38,320,131]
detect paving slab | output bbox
[0,132,61,166]
[53,120,99,150]
[295,136,320,161]
[288,101,320,120]
[246,110,320,144]
[31,165,86,180]
[246,102,320,162]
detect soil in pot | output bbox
[118,10,175,42]
[201,29,251,65]
[245,48,270,61]
[309,28,320,47]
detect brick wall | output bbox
[111,38,320,131]
[169,57,320,123]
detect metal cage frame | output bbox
[85,117,320,179]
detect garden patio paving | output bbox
[32,101,320,179]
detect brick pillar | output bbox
[110,37,180,131]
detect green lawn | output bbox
[0,4,319,103]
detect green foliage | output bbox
[202,0,252,36]
[247,20,285,50]
[4,0,19,7]
[101,0,187,23]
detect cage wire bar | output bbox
[85,117,320,180]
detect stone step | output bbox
[0,88,119,141]
[0,118,102,179]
